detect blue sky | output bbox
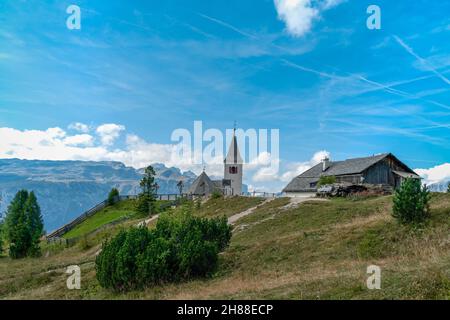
[1,0,450,191]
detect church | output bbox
[188,129,243,196]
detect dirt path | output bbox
[136,214,160,227]
[281,196,329,210]
[232,196,329,233]
[227,198,275,225]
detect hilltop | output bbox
[0,194,448,299]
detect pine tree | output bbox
[392,178,430,225]
[5,190,44,258]
[177,180,184,195]
[107,188,120,206]
[447,182,450,193]
[25,192,44,257]
[5,190,31,259]
[136,166,158,216]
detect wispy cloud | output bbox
[197,13,257,39]
[393,35,450,86]
[281,58,450,112]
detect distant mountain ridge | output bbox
[428,179,450,192]
[0,159,197,231]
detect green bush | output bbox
[107,188,120,206]
[211,190,223,199]
[95,205,232,291]
[318,175,336,187]
[393,178,430,225]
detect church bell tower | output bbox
[223,126,243,195]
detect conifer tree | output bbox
[107,188,120,206]
[25,192,44,257]
[5,190,44,258]
[392,178,430,225]
[136,166,158,215]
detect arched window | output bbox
[229,166,238,174]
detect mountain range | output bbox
[428,179,450,192]
[0,159,197,232]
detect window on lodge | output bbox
[229,166,238,174]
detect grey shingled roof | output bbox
[283,153,412,192]
[188,171,223,195]
[188,171,216,195]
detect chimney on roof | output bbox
[322,156,330,172]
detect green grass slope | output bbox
[0,195,448,299]
[195,196,265,218]
[62,200,139,239]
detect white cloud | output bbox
[0,125,230,174]
[279,150,330,182]
[323,0,345,10]
[252,166,279,182]
[68,122,90,133]
[415,163,450,185]
[63,134,94,147]
[251,150,329,183]
[96,123,125,146]
[0,125,171,168]
[274,0,344,37]
[46,127,66,139]
[274,0,319,37]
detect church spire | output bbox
[225,122,243,164]
[223,122,243,196]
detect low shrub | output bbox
[95,205,232,291]
[211,190,223,199]
[393,178,430,225]
[318,175,336,187]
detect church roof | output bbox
[188,171,220,195]
[225,131,243,164]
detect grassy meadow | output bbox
[0,194,448,299]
